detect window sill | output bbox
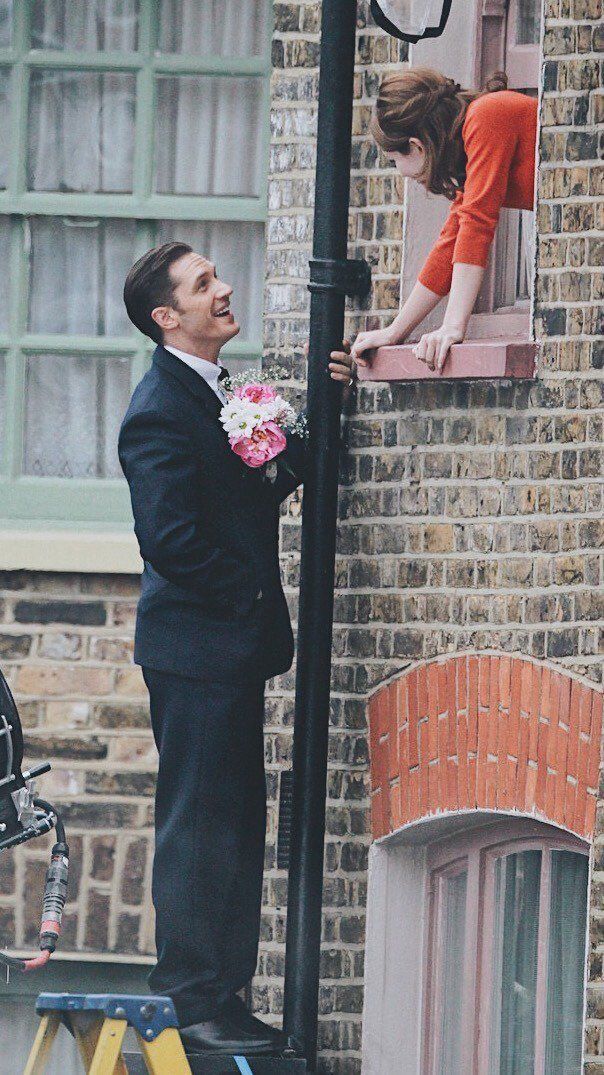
[0,528,142,574]
[357,338,538,382]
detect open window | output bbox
[390,0,541,360]
[476,0,541,322]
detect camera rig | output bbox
[0,668,69,972]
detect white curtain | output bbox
[29,218,135,336]
[28,69,135,193]
[0,68,9,188]
[31,0,139,51]
[24,354,131,479]
[0,0,11,49]
[156,0,265,196]
[0,218,9,333]
[24,0,265,479]
[158,0,267,57]
[490,851,541,1074]
[545,852,589,1075]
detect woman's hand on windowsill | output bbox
[351,325,400,367]
[413,324,465,374]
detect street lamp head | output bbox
[371,0,453,42]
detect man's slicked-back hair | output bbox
[123,242,192,345]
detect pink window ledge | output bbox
[358,339,538,382]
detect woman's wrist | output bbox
[441,317,467,337]
[384,318,407,345]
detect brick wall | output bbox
[265,1,602,1071]
[0,571,155,960]
[537,4,604,1070]
[264,4,407,1068]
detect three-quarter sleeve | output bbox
[418,94,520,296]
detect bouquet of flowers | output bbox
[219,368,307,472]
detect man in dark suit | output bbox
[118,243,353,1055]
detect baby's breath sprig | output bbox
[289,413,308,439]
[221,365,288,392]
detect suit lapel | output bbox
[152,345,223,418]
[153,344,266,490]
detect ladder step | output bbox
[122,1055,306,1074]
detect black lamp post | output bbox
[282,0,370,1070]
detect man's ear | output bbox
[151,306,179,333]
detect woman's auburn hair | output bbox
[371,67,508,200]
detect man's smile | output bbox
[213,301,234,321]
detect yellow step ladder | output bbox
[23,993,192,1074]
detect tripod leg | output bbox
[23,1014,61,1075]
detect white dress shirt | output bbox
[164,345,227,403]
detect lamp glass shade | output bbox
[371,0,452,41]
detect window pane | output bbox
[158,0,269,58]
[32,0,140,51]
[516,0,540,44]
[0,352,5,462]
[0,69,10,189]
[28,218,136,336]
[490,850,541,1074]
[28,70,135,193]
[545,851,589,1074]
[0,0,11,48]
[155,76,264,197]
[437,871,467,1075]
[156,220,264,341]
[0,218,10,331]
[23,354,131,478]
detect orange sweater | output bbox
[418,90,538,296]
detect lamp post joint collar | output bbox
[308,257,372,299]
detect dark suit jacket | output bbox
[118,345,306,682]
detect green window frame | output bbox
[0,1,272,531]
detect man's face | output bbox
[166,250,240,347]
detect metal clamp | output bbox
[308,257,372,298]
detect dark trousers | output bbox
[142,667,267,1027]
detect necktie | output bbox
[216,366,230,405]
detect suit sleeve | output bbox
[273,428,308,503]
[118,408,255,602]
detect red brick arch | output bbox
[368,653,603,842]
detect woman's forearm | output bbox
[442,263,485,335]
[390,280,443,341]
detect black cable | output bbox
[33,798,65,844]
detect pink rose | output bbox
[234,382,277,404]
[230,421,287,468]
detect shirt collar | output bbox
[164,345,222,388]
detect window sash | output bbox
[0,0,271,529]
[423,823,589,1075]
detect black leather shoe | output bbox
[222,995,285,1047]
[180,1005,284,1056]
